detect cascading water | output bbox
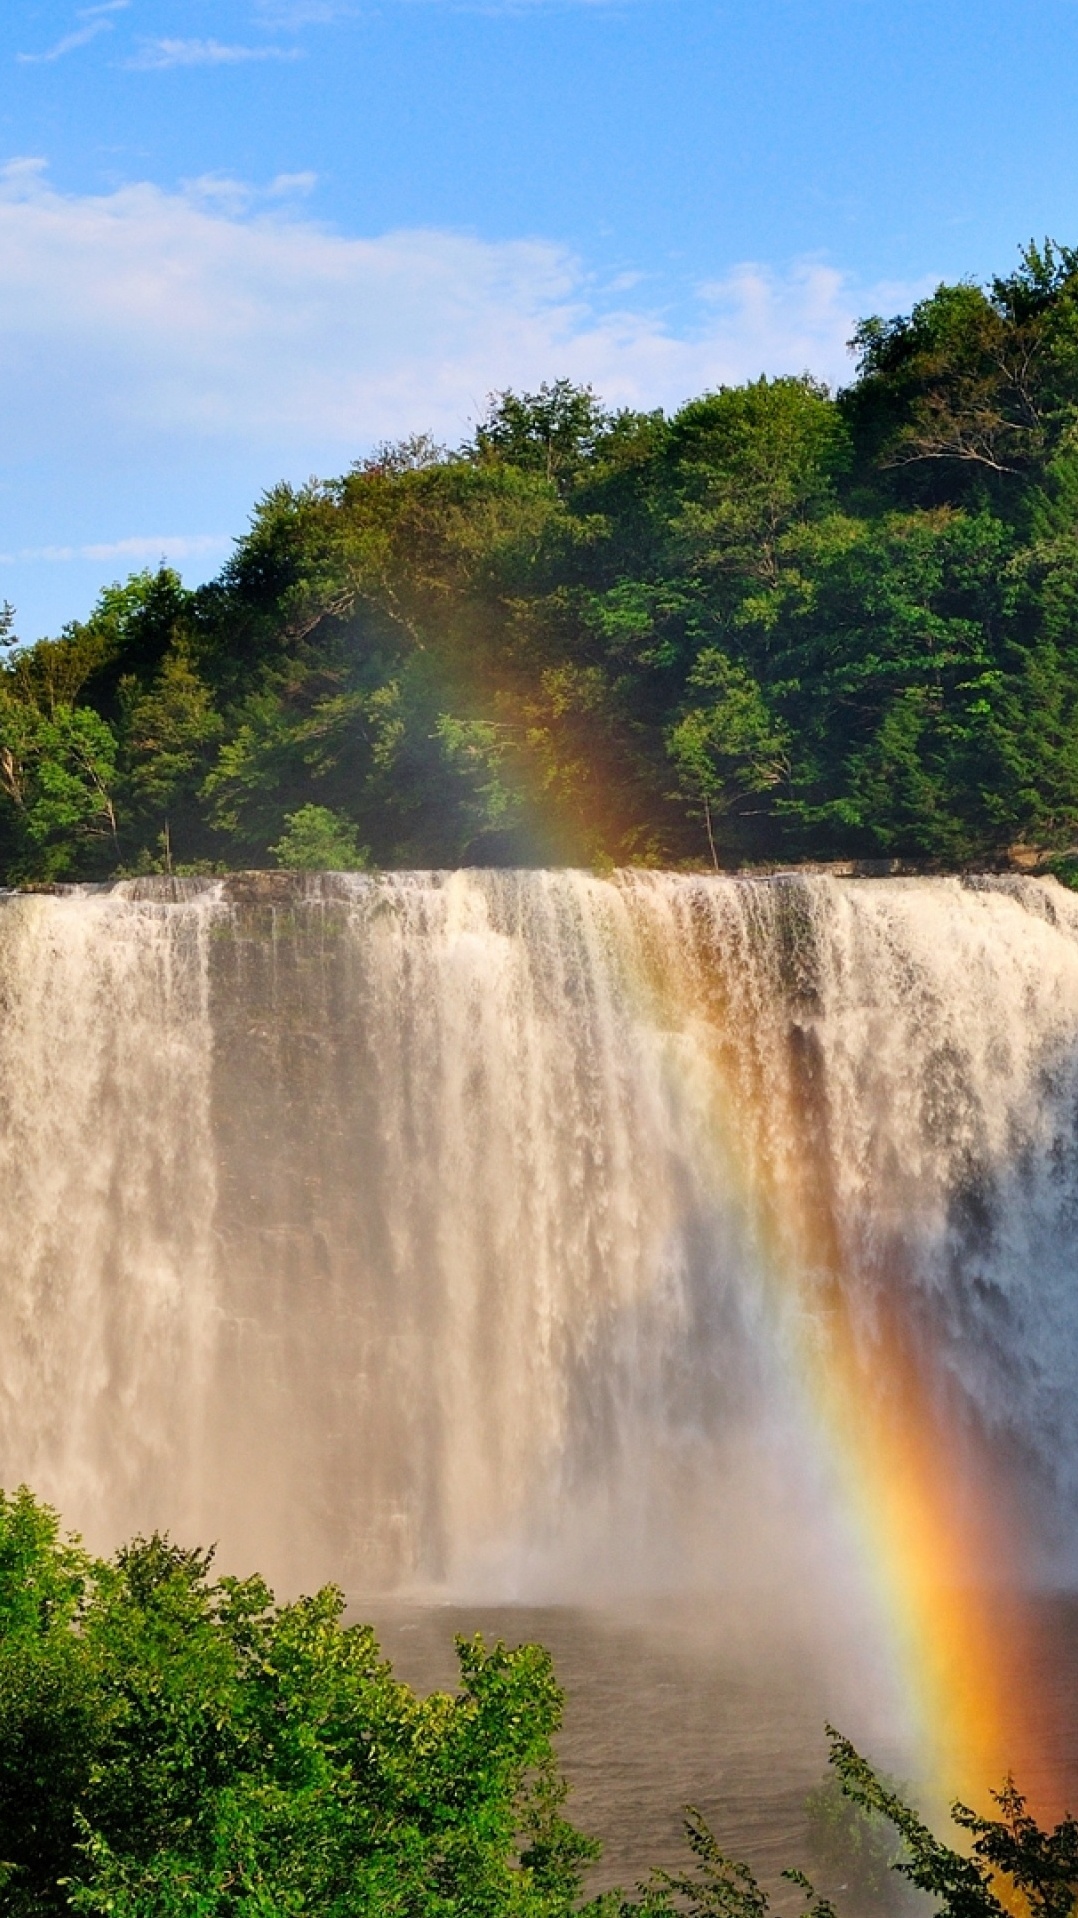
[2,870,1078,1798]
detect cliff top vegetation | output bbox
[7,239,1078,882]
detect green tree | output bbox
[755,509,1018,859]
[270,803,372,871]
[0,1490,599,1918]
[472,382,611,493]
[118,646,224,868]
[803,1766,909,1916]
[667,377,849,599]
[842,241,1078,506]
[667,652,790,865]
[596,1808,837,1918]
[0,698,120,880]
[826,1728,1078,1918]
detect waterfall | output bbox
[1,869,1077,1617]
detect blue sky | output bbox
[3,0,1078,637]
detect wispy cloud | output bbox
[266,172,319,197]
[175,171,319,215]
[0,536,232,566]
[17,0,129,65]
[127,39,303,70]
[251,0,353,22]
[395,0,626,13]
[0,158,925,449]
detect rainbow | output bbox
[800,1288,1028,1807]
[635,877,1067,1820]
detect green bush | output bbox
[3,1489,1076,1917]
[0,1489,594,1916]
[270,804,372,872]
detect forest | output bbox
[7,239,1078,881]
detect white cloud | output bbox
[0,160,920,463]
[128,39,303,70]
[16,2,128,65]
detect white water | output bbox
[1,870,1077,1625]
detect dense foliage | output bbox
[0,1488,596,1916]
[3,1488,1077,1917]
[8,240,1078,879]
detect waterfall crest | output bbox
[2,870,1077,1605]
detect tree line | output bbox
[7,240,1078,881]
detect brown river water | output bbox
[364,1595,1078,1900]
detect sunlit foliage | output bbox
[2,1490,1075,1916]
[0,1488,597,1917]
